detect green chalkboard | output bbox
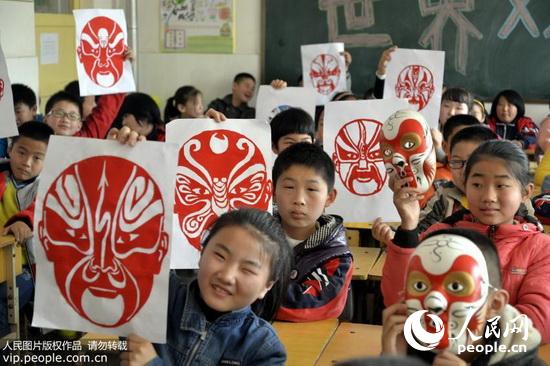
[265,0,550,100]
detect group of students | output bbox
[0,43,548,365]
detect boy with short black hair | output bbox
[272,142,353,322]
[12,84,38,126]
[44,89,124,138]
[271,108,315,154]
[0,121,55,337]
[382,228,542,365]
[208,72,256,119]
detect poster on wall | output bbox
[32,137,177,342]
[160,0,234,53]
[301,42,347,105]
[73,9,136,96]
[324,99,410,223]
[167,119,272,268]
[0,44,18,138]
[383,48,445,129]
[255,85,316,123]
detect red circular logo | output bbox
[395,65,435,111]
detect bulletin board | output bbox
[160,0,235,54]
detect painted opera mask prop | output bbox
[38,156,168,327]
[379,109,436,192]
[405,233,491,354]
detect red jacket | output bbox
[381,215,550,343]
[75,93,125,139]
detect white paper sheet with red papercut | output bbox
[324,99,410,223]
[383,48,445,129]
[0,44,19,138]
[73,9,136,96]
[255,85,317,123]
[301,42,347,105]
[32,137,177,343]
[166,119,273,269]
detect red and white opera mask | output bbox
[332,119,386,196]
[395,65,435,111]
[0,79,4,100]
[405,233,490,354]
[380,110,436,193]
[38,156,168,327]
[175,130,272,250]
[309,54,341,95]
[77,16,126,88]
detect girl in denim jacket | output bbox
[121,208,293,366]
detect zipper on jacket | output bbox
[185,330,207,366]
[488,225,497,240]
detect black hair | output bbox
[314,105,325,131]
[441,87,473,110]
[273,142,335,191]
[63,80,98,106]
[296,74,303,86]
[164,86,202,122]
[114,93,164,140]
[331,91,358,101]
[233,72,256,84]
[270,108,315,147]
[423,228,502,287]
[11,121,55,145]
[202,208,292,321]
[489,89,525,124]
[449,125,498,154]
[464,140,530,192]
[442,114,480,142]
[11,84,37,108]
[45,91,83,118]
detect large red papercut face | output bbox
[405,234,490,353]
[332,119,386,196]
[38,156,168,327]
[395,65,435,111]
[77,16,126,88]
[380,110,435,193]
[0,79,4,100]
[175,130,272,250]
[309,54,341,95]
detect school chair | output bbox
[0,235,22,344]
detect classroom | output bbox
[0,0,550,365]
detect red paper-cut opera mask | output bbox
[395,65,435,111]
[38,156,168,327]
[332,119,386,196]
[174,130,272,251]
[379,110,436,193]
[309,54,341,95]
[77,16,126,87]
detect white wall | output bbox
[136,0,262,110]
[0,0,39,98]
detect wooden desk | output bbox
[368,251,386,281]
[273,318,339,366]
[544,225,550,234]
[316,323,382,365]
[350,247,380,280]
[538,343,550,364]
